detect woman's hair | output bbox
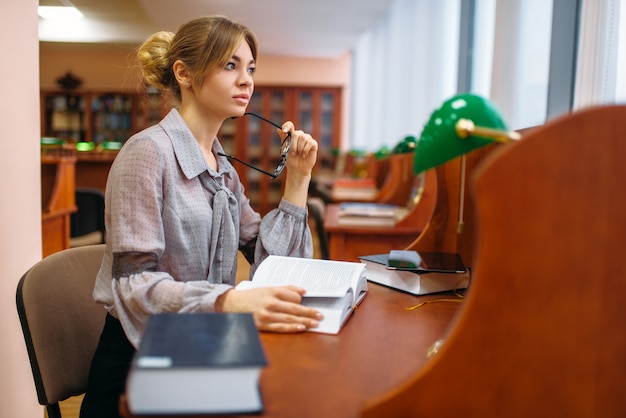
[137,16,258,101]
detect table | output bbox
[324,204,424,262]
[121,283,463,418]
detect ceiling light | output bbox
[38,6,84,21]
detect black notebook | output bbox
[126,312,267,415]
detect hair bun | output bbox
[137,31,175,90]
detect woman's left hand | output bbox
[279,122,318,178]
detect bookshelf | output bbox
[41,90,167,144]
[41,86,341,215]
[221,86,341,214]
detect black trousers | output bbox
[80,314,136,418]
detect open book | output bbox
[237,255,368,334]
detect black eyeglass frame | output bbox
[217,112,292,180]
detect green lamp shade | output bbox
[414,94,510,174]
[100,141,123,151]
[393,135,417,154]
[41,137,66,147]
[374,145,390,159]
[76,141,96,151]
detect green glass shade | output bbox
[374,145,390,159]
[76,141,96,151]
[100,141,123,151]
[348,148,368,158]
[414,94,509,174]
[393,135,417,154]
[40,137,66,147]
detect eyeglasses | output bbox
[217,112,292,180]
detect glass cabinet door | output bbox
[90,93,134,143]
[43,93,87,142]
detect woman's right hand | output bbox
[215,286,323,332]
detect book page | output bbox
[246,255,366,298]
[301,292,354,334]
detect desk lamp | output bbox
[414,93,520,174]
[407,94,522,354]
[406,94,521,268]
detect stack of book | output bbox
[359,250,471,295]
[337,202,409,227]
[330,178,378,201]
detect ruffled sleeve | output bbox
[251,198,313,277]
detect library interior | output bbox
[3,1,626,417]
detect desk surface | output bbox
[121,284,462,418]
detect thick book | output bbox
[336,214,397,227]
[336,203,410,227]
[126,312,267,415]
[236,255,368,334]
[359,253,471,295]
[339,202,399,217]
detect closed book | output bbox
[336,215,397,227]
[359,253,471,295]
[126,312,267,415]
[339,202,399,217]
[336,204,410,227]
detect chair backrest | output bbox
[16,244,106,414]
[70,188,105,241]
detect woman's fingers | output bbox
[220,285,323,333]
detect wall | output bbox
[1,0,46,417]
[39,43,352,147]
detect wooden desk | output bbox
[324,204,424,262]
[75,151,118,191]
[121,283,463,418]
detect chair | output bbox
[70,188,105,247]
[307,197,330,259]
[16,244,107,418]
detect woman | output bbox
[80,16,323,418]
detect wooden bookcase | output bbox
[40,89,166,144]
[219,86,342,214]
[41,86,341,215]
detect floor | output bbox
[45,221,322,417]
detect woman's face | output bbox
[194,39,256,120]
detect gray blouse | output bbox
[93,109,313,347]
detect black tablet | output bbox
[386,250,466,273]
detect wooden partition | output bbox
[324,167,437,261]
[366,154,390,189]
[75,151,118,191]
[361,105,626,417]
[404,144,495,269]
[374,152,417,206]
[41,153,77,257]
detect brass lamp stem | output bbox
[456,119,521,142]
